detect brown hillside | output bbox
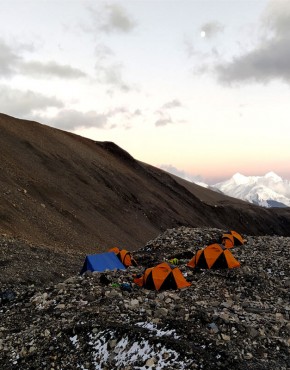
[1,113,290,254]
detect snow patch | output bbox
[232,173,248,185]
[70,328,189,369]
[136,321,180,338]
[70,335,79,348]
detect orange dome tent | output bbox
[187,243,240,269]
[133,262,191,291]
[109,247,138,268]
[221,230,244,248]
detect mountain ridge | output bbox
[1,113,290,256]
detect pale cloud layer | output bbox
[85,3,136,34]
[0,39,20,76]
[93,39,134,92]
[215,0,290,85]
[200,21,224,38]
[0,38,86,80]
[160,164,204,183]
[154,99,183,126]
[263,0,290,36]
[49,109,108,130]
[0,85,63,117]
[47,106,142,130]
[155,117,173,127]
[101,3,136,33]
[216,39,290,84]
[95,63,131,91]
[20,61,87,79]
[162,99,182,109]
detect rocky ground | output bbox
[0,234,83,290]
[1,227,290,369]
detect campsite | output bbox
[1,227,290,369]
[1,0,290,366]
[1,115,290,369]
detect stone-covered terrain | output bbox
[1,227,290,369]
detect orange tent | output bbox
[187,244,240,269]
[221,230,244,248]
[134,262,191,291]
[109,247,137,268]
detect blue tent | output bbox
[80,252,126,274]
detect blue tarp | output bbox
[80,252,126,274]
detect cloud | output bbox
[48,105,139,131]
[96,63,130,91]
[183,34,222,63]
[20,61,87,79]
[102,3,136,33]
[94,44,133,91]
[154,99,185,126]
[48,109,108,130]
[0,39,20,76]
[155,116,173,127]
[154,100,184,126]
[0,85,63,118]
[162,99,182,109]
[86,3,136,34]
[159,164,204,183]
[263,0,290,38]
[95,44,115,61]
[106,107,128,117]
[216,38,290,84]
[0,38,86,80]
[200,21,224,38]
[133,109,142,116]
[215,1,290,85]
[183,36,195,59]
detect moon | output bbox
[200,30,206,38]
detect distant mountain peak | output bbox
[211,172,290,208]
[264,171,282,182]
[232,173,248,185]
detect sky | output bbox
[1,0,290,184]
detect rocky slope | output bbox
[2,113,290,256]
[1,227,289,369]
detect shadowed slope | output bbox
[1,113,290,254]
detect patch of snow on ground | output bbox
[70,328,189,369]
[88,331,111,369]
[70,335,79,348]
[136,321,180,339]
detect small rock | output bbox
[221,334,231,341]
[145,357,156,367]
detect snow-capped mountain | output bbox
[211,172,290,208]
